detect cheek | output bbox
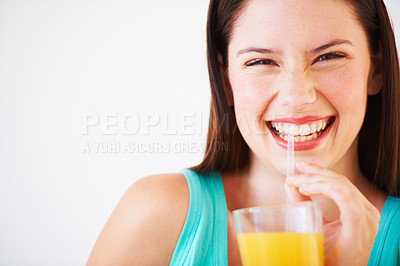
[315,65,368,141]
[315,66,368,109]
[230,72,276,115]
[229,73,277,136]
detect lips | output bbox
[266,116,335,150]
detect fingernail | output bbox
[297,161,309,167]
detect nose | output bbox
[276,69,317,109]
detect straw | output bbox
[286,134,295,203]
[285,134,295,231]
[286,134,295,177]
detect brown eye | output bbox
[246,59,279,67]
[314,53,346,63]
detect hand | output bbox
[285,162,380,266]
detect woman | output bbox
[87,0,400,265]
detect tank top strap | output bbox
[368,196,400,265]
[169,169,228,265]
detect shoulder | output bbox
[87,173,189,265]
[127,173,189,209]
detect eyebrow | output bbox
[310,39,353,54]
[236,39,353,57]
[236,47,279,57]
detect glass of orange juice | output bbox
[232,201,324,266]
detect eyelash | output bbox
[245,52,347,67]
[313,52,347,63]
[246,59,278,67]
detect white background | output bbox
[0,1,399,265]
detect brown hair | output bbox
[191,0,400,196]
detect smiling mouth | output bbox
[267,117,335,142]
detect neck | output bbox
[222,153,288,211]
[335,137,387,211]
[331,137,363,182]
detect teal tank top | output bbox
[170,169,400,265]
[368,196,400,265]
[169,169,228,265]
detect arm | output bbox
[86,174,189,265]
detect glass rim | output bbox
[232,200,317,215]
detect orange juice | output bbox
[237,232,324,266]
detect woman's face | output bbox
[227,0,379,175]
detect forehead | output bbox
[230,0,364,50]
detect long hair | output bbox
[192,0,400,196]
[352,0,400,196]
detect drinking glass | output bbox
[232,201,324,266]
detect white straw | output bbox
[286,134,295,203]
[286,134,295,177]
[285,134,295,231]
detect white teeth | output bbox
[289,124,299,135]
[316,120,322,131]
[283,124,289,134]
[322,121,327,130]
[299,124,310,136]
[271,118,332,142]
[277,131,321,142]
[272,119,329,135]
[310,123,317,134]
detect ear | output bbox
[367,48,383,96]
[217,53,234,106]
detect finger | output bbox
[296,181,361,229]
[286,173,334,187]
[296,162,338,178]
[287,171,373,210]
[284,182,311,202]
[289,171,373,211]
[290,174,377,240]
